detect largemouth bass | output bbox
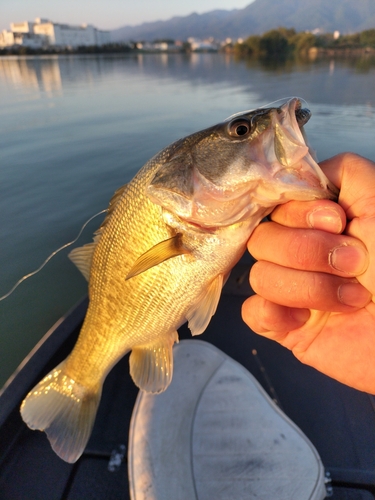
[20,98,338,463]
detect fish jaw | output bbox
[147,98,338,229]
[255,97,339,203]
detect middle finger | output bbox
[250,261,371,311]
[248,222,369,277]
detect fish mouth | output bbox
[270,97,339,201]
[225,97,338,202]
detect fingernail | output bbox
[329,245,368,275]
[308,207,343,234]
[338,282,371,307]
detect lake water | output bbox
[0,52,374,388]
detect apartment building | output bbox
[0,18,111,48]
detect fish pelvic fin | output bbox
[125,234,191,280]
[186,273,224,336]
[129,332,179,393]
[20,360,102,463]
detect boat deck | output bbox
[1,255,375,499]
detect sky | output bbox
[0,0,255,32]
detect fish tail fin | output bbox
[20,360,102,463]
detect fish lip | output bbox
[274,167,339,201]
[276,97,312,133]
[287,98,313,129]
[283,97,302,123]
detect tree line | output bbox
[234,28,375,57]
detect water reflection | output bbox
[0,57,62,95]
[1,53,375,106]
[328,59,334,76]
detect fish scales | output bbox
[20,98,339,463]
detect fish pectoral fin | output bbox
[68,238,99,281]
[125,234,191,280]
[186,273,224,336]
[20,360,102,463]
[129,332,179,393]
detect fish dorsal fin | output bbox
[99,183,128,232]
[186,274,224,336]
[107,183,128,215]
[69,184,129,281]
[129,332,179,393]
[126,233,191,280]
[68,235,100,281]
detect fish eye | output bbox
[228,119,251,138]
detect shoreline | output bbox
[309,46,375,56]
[1,45,375,58]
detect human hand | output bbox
[242,153,375,394]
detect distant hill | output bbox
[112,0,375,42]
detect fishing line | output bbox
[0,209,107,302]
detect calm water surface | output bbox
[0,53,374,387]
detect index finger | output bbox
[270,199,346,234]
[319,153,375,219]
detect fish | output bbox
[20,97,338,463]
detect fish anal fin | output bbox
[126,233,191,280]
[186,274,224,336]
[68,236,100,281]
[20,360,102,463]
[129,332,178,393]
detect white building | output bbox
[14,32,45,49]
[0,17,111,49]
[10,21,35,33]
[0,30,16,47]
[187,37,218,52]
[95,28,111,46]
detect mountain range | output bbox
[112,0,375,42]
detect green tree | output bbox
[259,29,289,57]
[290,32,316,53]
[276,27,297,42]
[360,29,375,47]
